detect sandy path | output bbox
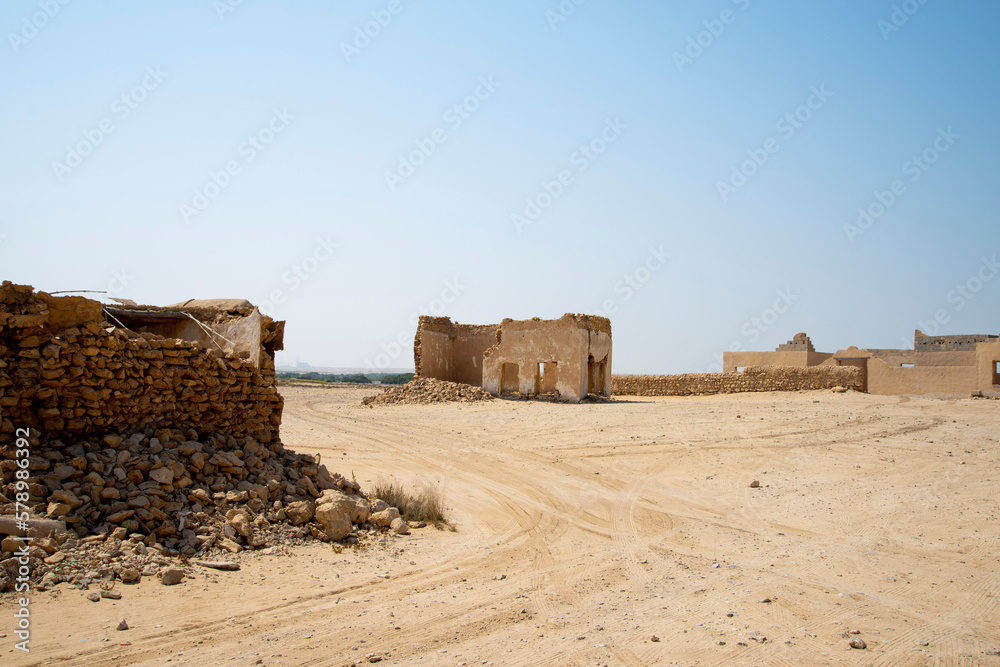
[5,386,1000,666]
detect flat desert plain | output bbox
[8,385,1000,666]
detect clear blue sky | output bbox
[2,1,998,373]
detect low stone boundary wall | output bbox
[611,365,863,396]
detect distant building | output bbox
[414,314,612,403]
[725,331,1000,397]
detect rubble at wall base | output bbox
[363,377,494,405]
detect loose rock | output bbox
[120,568,141,583]
[160,568,184,586]
[194,561,240,571]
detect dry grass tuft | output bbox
[371,477,453,530]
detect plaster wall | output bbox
[481,314,612,402]
[975,340,1000,395]
[866,357,977,396]
[483,325,587,400]
[914,349,977,367]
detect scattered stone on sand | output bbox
[160,568,184,586]
[120,568,141,583]
[362,377,494,406]
[195,561,240,571]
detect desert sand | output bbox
[7,385,1000,666]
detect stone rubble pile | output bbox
[0,283,412,595]
[362,377,494,405]
[0,427,413,593]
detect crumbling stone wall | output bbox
[0,282,283,444]
[611,365,863,396]
[0,284,417,578]
[915,331,998,352]
[414,316,500,387]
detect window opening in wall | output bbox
[901,363,914,368]
[736,366,746,372]
[994,360,1000,386]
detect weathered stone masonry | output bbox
[0,283,284,444]
[0,284,412,585]
[611,365,863,396]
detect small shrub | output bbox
[372,477,453,530]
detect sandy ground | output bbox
[5,385,1000,666]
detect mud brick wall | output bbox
[0,282,283,445]
[611,365,863,396]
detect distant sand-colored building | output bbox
[725,331,1000,397]
[414,314,612,403]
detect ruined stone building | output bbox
[0,283,285,442]
[0,284,401,556]
[414,313,612,403]
[723,331,1000,397]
